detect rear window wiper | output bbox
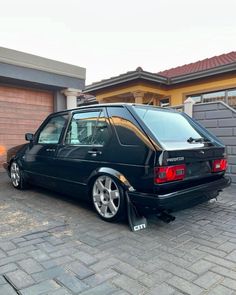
[187,137,211,143]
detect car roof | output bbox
[52,103,178,116]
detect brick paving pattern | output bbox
[0,172,236,294]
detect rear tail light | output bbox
[155,164,186,184]
[212,159,227,172]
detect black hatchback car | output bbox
[3,103,231,223]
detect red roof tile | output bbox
[158,52,236,78]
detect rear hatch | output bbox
[156,146,226,194]
[132,105,227,194]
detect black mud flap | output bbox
[126,193,147,232]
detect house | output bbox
[0,47,86,167]
[84,52,236,109]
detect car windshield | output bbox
[134,106,205,150]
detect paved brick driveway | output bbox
[0,172,236,295]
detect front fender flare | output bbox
[88,167,135,192]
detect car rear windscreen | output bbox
[134,106,205,150]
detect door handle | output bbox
[46,148,56,152]
[88,150,102,156]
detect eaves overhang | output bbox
[0,47,86,80]
[84,62,236,94]
[170,62,236,84]
[84,70,168,93]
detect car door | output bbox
[54,108,112,196]
[23,113,69,187]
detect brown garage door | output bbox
[0,85,54,168]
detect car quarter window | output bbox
[107,107,144,146]
[65,110,110,146]
[38,114,69,144]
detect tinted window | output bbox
[65,110,109,146]
[92,117,110,145]
[134,106,204,150]
[107,107,144,146]
[38,114,68,144]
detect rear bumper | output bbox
[128,176,231,213]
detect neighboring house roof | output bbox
[0,47,86,80]
[0,47,86,90]
[85,52,236,93]
[158,52,236,78]
[85,67,168,93]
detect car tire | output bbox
[10,161,27,189]
[92,175,126,222]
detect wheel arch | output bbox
[9,156,23,170]
[88,167,135,193]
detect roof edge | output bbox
[170,62,236,83]
[85,62,236,94]
[0,47,86,80]
[84,70,168,93]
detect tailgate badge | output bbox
[166,157,184,162]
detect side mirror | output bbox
[25,133,34,142]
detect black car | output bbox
[3,103,231,226]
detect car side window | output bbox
[65,110,109,146]
[107,107,144,146]
[38,114,68,144]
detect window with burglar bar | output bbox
[187,88,236,108]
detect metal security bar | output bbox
[187,89,236,108]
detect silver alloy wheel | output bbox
[10,162,20,187]
[92,175,120,219]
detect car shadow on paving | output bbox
[1,172,236,295]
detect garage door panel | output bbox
[0,117,43,126]
[0,135,26,141]
[0,108,51,119]
[0,88,53,105]
[0,127,39,135]
[0,95,52,105]
[0,122,42,131]
[0,101,52,111]
[0,120,44,133]
[0,85,54,168]
[0,112,50,123]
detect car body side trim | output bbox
[24,170,87,186]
